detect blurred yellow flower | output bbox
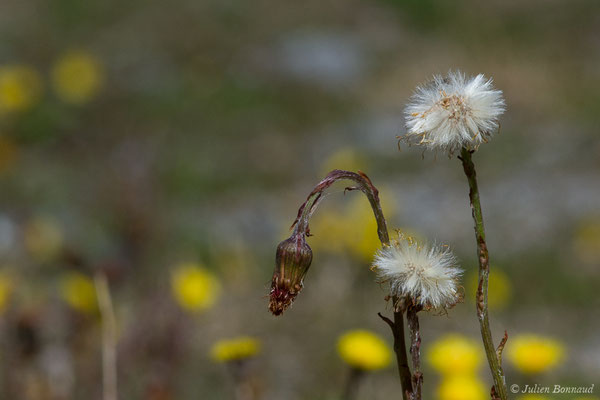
[507,334,565,374]
[309,211,350,254]
[438,375,487,400]
[0,65,42,113]
[517,395,550,400]
[0,273,13,314]
[337,330,391,371]
[210,336,261,363]
[23,216,64,262]
[468,268,511,310]
[427,334,483,376]
[60,271,98,314]
[51,51,103,104]
[308,193,396,263]
[347,196,383,262]
[171,263,221,312]
[319,147,367,178]
[572,217,600,265]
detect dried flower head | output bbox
[372,232,462,309]
[403,71,505,153]
[269,233,313,316]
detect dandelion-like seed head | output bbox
[403,71,505,153]
[372,232,462,309]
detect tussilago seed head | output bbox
[372,232,462,309]
[403,71,505,153]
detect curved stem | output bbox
[459,148,508,400]
[292,170,389,246]
[291,170,411,398]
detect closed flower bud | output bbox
[269,234,313,316]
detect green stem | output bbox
[459,148,508,400]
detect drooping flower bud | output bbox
[268,233,313,316]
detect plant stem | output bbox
[459,148,508,400]
[394,307,413,400]
[289,169,412,397]
[406,305,422,400]
[228,361,255,400]
[379,303,413,400]
[341,367,364,400]
[292,169,389,245]
[94,272,118,400]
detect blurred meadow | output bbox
[1,0,600,399]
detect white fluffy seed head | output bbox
[403,71,505,154]
[372,233,462,309]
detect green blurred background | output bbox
[0,0,599,399]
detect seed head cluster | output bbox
[372,233,462,309]
[403,71,505,153]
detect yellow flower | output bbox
[23,216,63,262]
[507,334,565,374]
[468,268,512,310]
[0,65,42,113]
[427,334,483,376]
[337,330,392,371]
[308,193,396,263]
[171,263,220,312]
[60,271,98,314]
[438,375,487,400]
[51,51,103,104]
[210,336,261,363]
[347,196,383,262]
[0,273,13,314]
[517,395,550,400]
[308,211,351,254]
[319,147,367,178]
